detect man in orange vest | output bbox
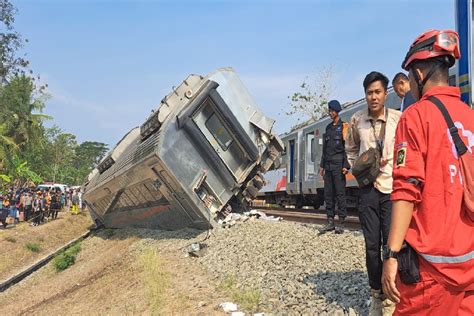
[382,29,474,315]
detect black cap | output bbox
[328,100,342,113]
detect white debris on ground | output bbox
[219,302,238,312]
[218,210,282,228]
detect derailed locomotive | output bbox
[83,68,283,230]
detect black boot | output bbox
[335,217,346,234]
[318,218,335,233]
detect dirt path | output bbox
[0,228,228,315]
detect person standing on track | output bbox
[318,100,350,234]
[382,29,474,315]
[345,71,402,315]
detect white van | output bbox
[37,183,68,193]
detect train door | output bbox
[192,97,252,182]
[285,132,300,195]
[301,127,317,195]
[305,132,315,181]
[313,121,327,190]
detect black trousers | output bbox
[51,207,59,219]
[323,169,347,218]
[24,205,31,221]
[359,185,392,291]
[33,211,42,225]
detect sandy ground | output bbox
[0,228,228,315]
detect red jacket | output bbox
[391,86,474,291]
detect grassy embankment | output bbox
[0,210,92,281]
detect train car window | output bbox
[205,113,233,151]
[309,136,315,162]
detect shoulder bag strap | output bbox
[427,96,467,156]
[369,109,388,153]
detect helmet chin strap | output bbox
[411,65,439,99]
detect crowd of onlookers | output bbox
[0,186,83,229]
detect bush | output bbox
[53,241,82,272]
[25,242,41,252]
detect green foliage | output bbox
[53,241,82,272]
[25,242,41,253]
[0,1,108,187]
[285,66,334,124]
[0,0,29,81]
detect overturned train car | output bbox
[83,68,283,230]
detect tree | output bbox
[0,75,50,174]
[0,0,29,82]
[0,0,105,189]
[74,141,108,170]
[44,126,78,183]
[0,75,50,147]
[72,141,108,184]
[285,66,334,125]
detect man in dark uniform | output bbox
[392,72,415,112]
[318,100,350,234]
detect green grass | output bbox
[138,248,169,314]
[25,242,41,253]
[53,241,82,272]
[219,275,261,312]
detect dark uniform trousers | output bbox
[324,166,347,218]
[359,185,392,290]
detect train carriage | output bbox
[260,66,463,210]
[260,89,402,209]
[83,68,283,230]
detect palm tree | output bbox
[0,75,51,150]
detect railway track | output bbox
[254,206,361,230]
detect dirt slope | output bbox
[0,228,228,315]
[0,211,92,282]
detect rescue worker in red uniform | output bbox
[382,29,474,315]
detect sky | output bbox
[13,0,455,147]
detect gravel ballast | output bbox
[124,219,370,315]
[198,220,369,315]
